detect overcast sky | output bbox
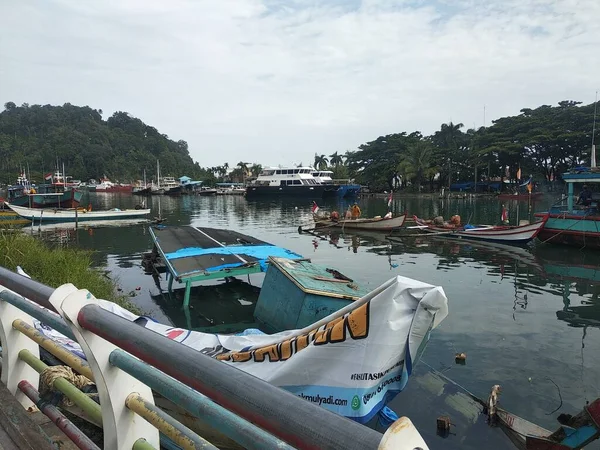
[1,0,599,168]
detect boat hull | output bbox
[95,185,133,193]
[132,187,152,195]
[414,216,547,243]
[534,213,600,248]
[322,184,361,198]
[316,214,407,231]
[245,185,328,198]
[7,204,151,223]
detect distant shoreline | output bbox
[358,192,500,199]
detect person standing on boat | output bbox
[577,185,593,206]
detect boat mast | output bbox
[592,91,598,168]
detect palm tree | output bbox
[237,161,250,183]
[314,154,329,170]
[435,122,464,187]
[329,151,344,166]
[397,141,438,191]
[249,163,262,177]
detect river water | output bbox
[23,192,600,449]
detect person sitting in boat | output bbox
[577,185,593,206]
[330,211,340,222]
[351,203,361,219]
[345,207,352,220]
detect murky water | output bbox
[23,192,600,449]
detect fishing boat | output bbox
[94,177,133,193]
[534,169,600,248]
[6,203,151,223]
[490,395,600,449]
[412,215,548,243]
[313,214,407,232]
[7,171,83,208]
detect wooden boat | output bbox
[412,215,548,243]
[492,400,600,449]
[314,214,407,232]
[6,203,151,223]
[254,257,369,332]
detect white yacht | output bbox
[245,167,330,198]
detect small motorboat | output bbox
[411,215,548,244]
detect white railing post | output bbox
[0,286,40,408]
[49,284,160,449]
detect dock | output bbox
[146,225,303,311]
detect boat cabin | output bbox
[311,170,334,185]
[251,167,320,187]
[558,170,600,215]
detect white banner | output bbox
[35,275,448,423]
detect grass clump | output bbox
[0,230,140,314]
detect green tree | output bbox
[329,151,344,166]
[313,154,329,170]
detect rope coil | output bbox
[40,365,95,407]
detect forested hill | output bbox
[0,102,211,184]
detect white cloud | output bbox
[1,0,599,167]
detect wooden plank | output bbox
[0,383,55,450]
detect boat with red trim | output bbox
[412,215,547,244]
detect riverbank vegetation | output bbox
[0,230,139,313]
[327,100,598,192]
[0,102,213,184]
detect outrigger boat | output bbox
[411,215,548,244]
[6,203,151,223]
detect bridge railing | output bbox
[0,265,429,450]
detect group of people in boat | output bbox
[328,203,362,222]
[420,214,462,229]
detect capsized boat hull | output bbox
[6,203,151,223]
[413,216,547,243]
[315,214,406,231]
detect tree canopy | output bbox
[343,100,598,191]
[0,102,213,184]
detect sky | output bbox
[1,0,599,168]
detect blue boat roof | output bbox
[149,226,303,280]
[562,171,600,183]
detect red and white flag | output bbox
[501,206,509,223]
[387,192,393,208]
[44,173,53,181]
[311,201,319,214]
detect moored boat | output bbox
[534,169,600,248]
[94,178,133,193]
[315,214,407,232]
[412,215,547,243]
[7,171,83,208]
[6,203,151,223]
[245,166,329,198]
